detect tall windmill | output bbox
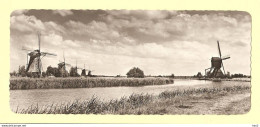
[22,32,57,77]
[58,51,71,77]
[205,41,230,78]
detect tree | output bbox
[10,70,17,77]
[26,72,32,77]
[42,72,46,77]
[227,71,231,78]
[231,73,246,78]
[46,66,54,76]
[18,65,27,77]
[53,67,61,77]
[196,72,202,78]
[46,66,61,77]
[126,67,144,78]
[170,74,175,78]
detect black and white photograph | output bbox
[9,10,251,114]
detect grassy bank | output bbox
[199,78,251,82]
[10,77,174,90]
[16,85,250,114]
[221,78,251,82]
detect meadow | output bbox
[9,77,174,90]
[16,85,250,114]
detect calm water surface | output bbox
[10,79,250,111]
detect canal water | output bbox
[9,79,250,111]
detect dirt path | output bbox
[209,92,251,114]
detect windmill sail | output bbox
[217,41,222,58]
[41,52,57,56]
[222,62,226,75]
[221,55,230,60]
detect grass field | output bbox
[9,77,174,90]
[16,85,250,114]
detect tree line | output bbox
[10,66,175,78]
[10,65,82,78]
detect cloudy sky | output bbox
[10,10,251,76]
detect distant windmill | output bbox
[88,66,95,77]
[75,60,78,75]
[22,32,57,77]
[78,64,88,77]
[205,41,230,78]
[72,59,80,77]
[58,51,71,77]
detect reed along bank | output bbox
[10,77,174,90]
[16,85,250,114]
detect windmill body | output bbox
[58,62,67,77]
[79,64,88,77]
[26,50,41,73]
[205,41,230,78]
[88,71,92,76]
[87,66,94,77]
[211,57,222,69]
[81,69,87,76]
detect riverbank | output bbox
[198,78,251,82]
[16,85,250,114]
[9,77,174,90]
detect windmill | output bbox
[75,60,79,76]
[87,66,95,77]
[22,32,57,77]
[58,51,71,77]
[205,41,230,78]
[78,64,88,77]
[71,59,80,77]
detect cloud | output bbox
[11,10,29,16]
[52,10,73,17]
[45,21,66,34]
[105,11,251,46]
[42,33,63,46]
[10,14,66,35]
[107,10,178,20]
[10,10,251,76]
[11,14,45,32]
